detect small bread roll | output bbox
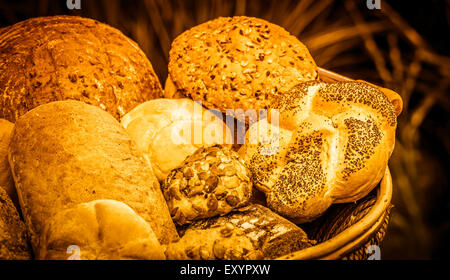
[0,119,18,208]
[8,100,178,255]
[239,81,398,223]
[0,187,31,260]
[0,16,162,122]
[163,145,252,225]
[166,16,317,117]
[121,99,232,181]
[39,200,165,260]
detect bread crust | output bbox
[182,204,314,259]
[0,119,18,209]
[39,200,166,260]
[163,145,252,225]
[0,187,32,260]
[8,101,178,253]
[0,16,163,122]
[167,16,317,114]
[121,98,232,181]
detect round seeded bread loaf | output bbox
[0,16,163,122]
[166,16,318,117]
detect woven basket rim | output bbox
[276,67,398,260]
[277,167,392,260]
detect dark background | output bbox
[0,0,448,259]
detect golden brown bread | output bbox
[239,81,397,223]
[39,200,165,260]
[0,15,162,122]
[0,187,31,260]
[8,100,178,255]
[166,16,317,118]
[121,98,232,181]
[0,119,18,209]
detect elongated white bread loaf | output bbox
[8,100,179,255]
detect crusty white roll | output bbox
[239,81,398,223]
[39,200,165,260]
[121,99,232,181]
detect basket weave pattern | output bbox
[308,193,393,260]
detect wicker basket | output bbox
[276,68,402,260]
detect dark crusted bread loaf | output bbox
[8,100,178,255]
[166,222,263,260]
[0,187,31,260]
[0,16,163,122]
[178,204,315,259]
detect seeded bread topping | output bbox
[167,16,318,116]
[0,16,163,122]
[182,204,315,259]
[240,81,397,222]
[163,145,252,225]
[165,222,262,260]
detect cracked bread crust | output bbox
[163,145,252,225]
[167,16,317,116]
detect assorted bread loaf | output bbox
[166,222,262,260]
[0,15,400,260]
[177,204,315,259]
[239,81,397,223]
[8,100,178,257]
[166,16,318,121]
[0,15,163,122]
[163,145,252,225]
[39,200,165,260]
